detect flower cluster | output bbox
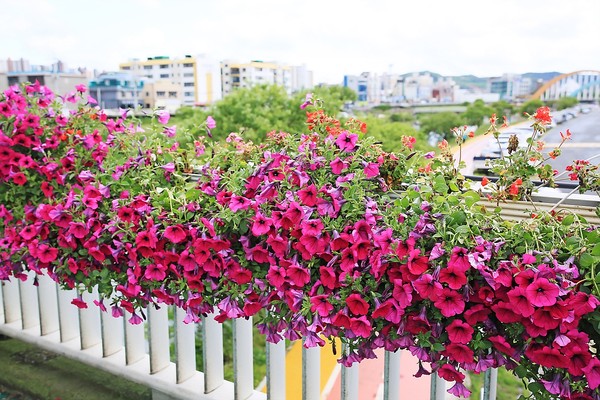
[1,83,600,399]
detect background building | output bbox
[0,58,88,95]
[88,72,143,110]
[119,54,222,106]
[488,74,533,100]
[221,60,298,96]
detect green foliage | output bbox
[490,100,515,120]
[294,85,357,116]
[520,99,544,116]
[469,368,528,400]
[556,96,579,110]
[389,112,414,123]
[463,99,494,126]
[208,84,303,143]
[419,112,464,139]
[361,116,429,152]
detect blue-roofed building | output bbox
[88,72,144,110]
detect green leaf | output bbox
[592,244,600,256]
[463,190,480,208]
[433,175,448,193]
[580,252,596,268]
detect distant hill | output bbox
[522,72,563,82]
[451,75,488,90]
[397,71,562,91]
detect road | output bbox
[542,106,600,173]
[458,105,600,176]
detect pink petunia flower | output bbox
[525,277,559,307]
[334,130,358,152]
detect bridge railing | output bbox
[0,273,498,400]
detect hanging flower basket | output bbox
[1,84,600,399]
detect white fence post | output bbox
[233,317,254,400]
[302,343,320,400]
[482,368,498,400]
[78,288,101,350]
[341,363,359,400]
[148,304,170,374]
[266,340,286,399]
[124,310,146,365]
[1,278,21,324]
[101,305,123,357]
[37,274,59,336]
[430,372,447,400]
[202,311,224,393]
[19,272,39,330]
[383,350,400,400]
[56,287,79,343]
[175,307,196,383]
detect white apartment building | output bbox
[220,60,295,96]
[119,54,222,106]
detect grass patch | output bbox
[0,336,151,400]
[469,367,528,399]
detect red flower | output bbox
[37,244,58,263]
[533,106,552,125]
[437,364,464,383]
[346,293,369,315]
[433,288,465,317]
[446,319,474,344]
[582,357,600,389]
[164,225,187,244]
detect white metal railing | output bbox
[0,275,498,400]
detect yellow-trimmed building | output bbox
[119,54,222,107]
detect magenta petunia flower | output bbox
[37,244,58,263]
[363,162,380,178]
[346,293,369,315]
[297,184,318,206]
[329,157,348,174]
[525,277,559,307]
[433,288,465,317]
[349,316,372,338]
[446,319,474,344]
[251,212,273,236]
[334,130,358,152]
[164,225,187,243]
[156,110,170,125]
[310,295,334,317]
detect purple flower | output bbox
[163,125,177,137]
[156,110,170,125]
[161,162,175,173]
[206,116,216,137]
[300,93,313,109]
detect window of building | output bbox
[184,91,194,96]
[144,65,152,70]
[157,91,166,97]
[160,64,169,69]
[122,66,131,70]
[168,91,178,98]
[183,63,194,68]
[145,92,149,96]
[184,82,195,87]
[183,73,194,77]
[160,73,170,78]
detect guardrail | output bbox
[0,273,499,400]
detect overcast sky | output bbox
[2,0,599,84]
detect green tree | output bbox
[208,84,303,142]
[389,112,413,123]
[556,96,579,110]
[490,100,515,120]
[520,99,544,116]
[463,99,494,126]
[293,85,357,117]
[419,112,464,140]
